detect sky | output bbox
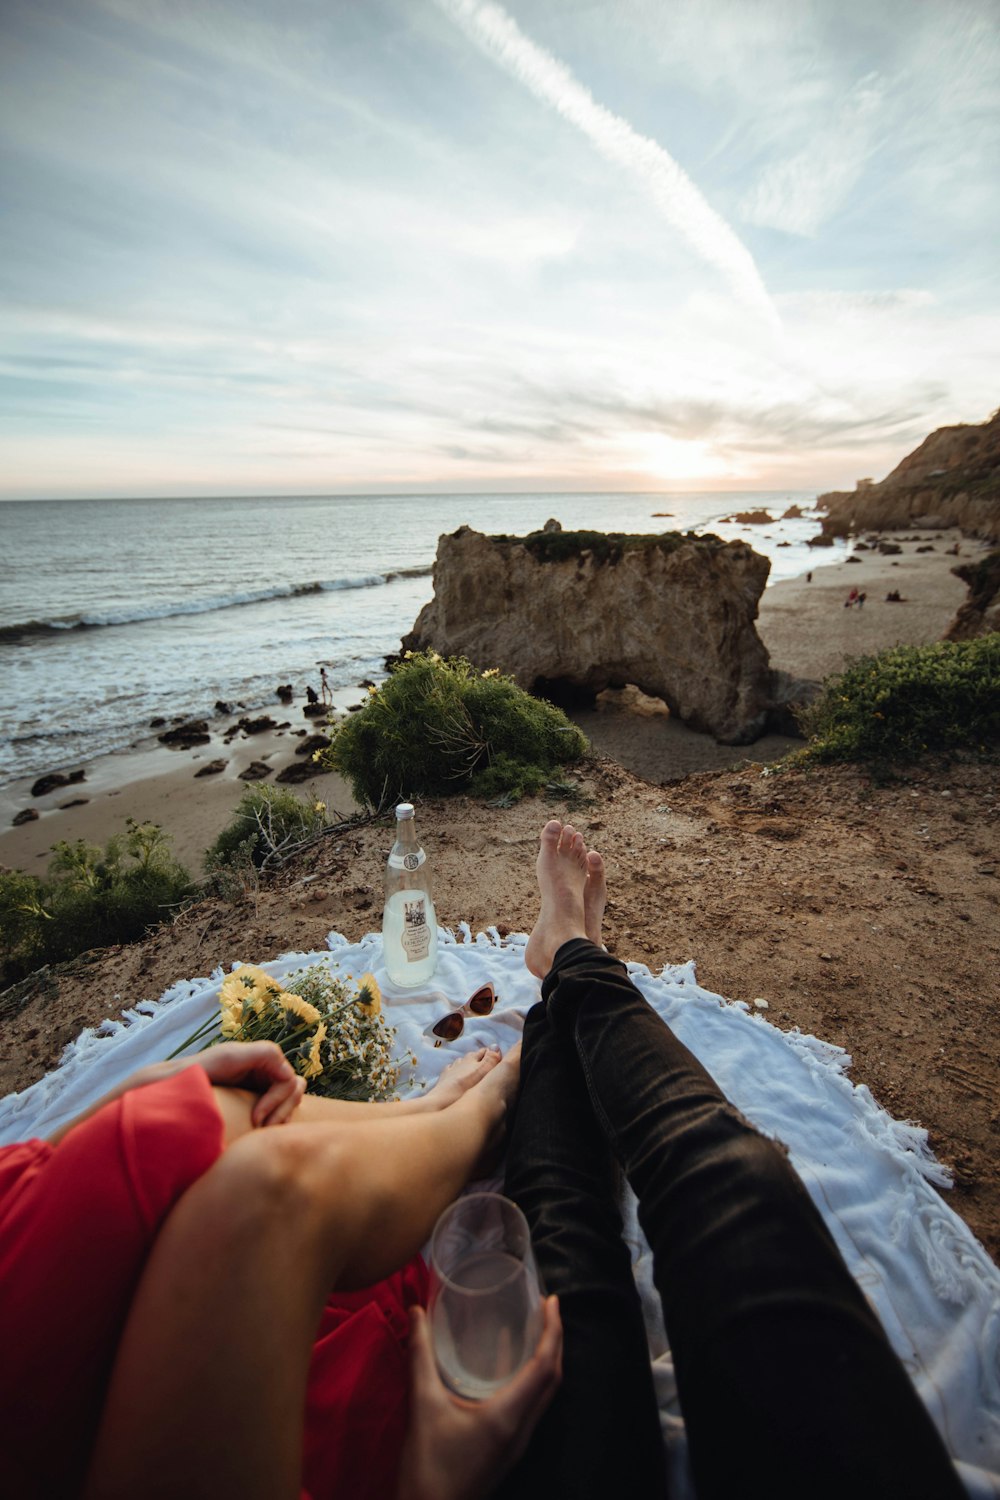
[1,0,998,500]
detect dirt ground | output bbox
[2,748,998,1263]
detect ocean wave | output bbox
[0,567,434,645]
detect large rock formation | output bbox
[817,407,1000,542]
[400,527,773,744]
[945,551,1000,640]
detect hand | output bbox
[193,1041,306,1127]
[46,1043,305,1146]
[396,1296,562,1500]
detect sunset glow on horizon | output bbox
[2,0,997,501]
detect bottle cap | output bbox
[395,802,414,819]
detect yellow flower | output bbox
[481,667,500,678]
[355,973,382,1018]
[367,684,378,695]
[313,801,326,813]
[302,1022,327,1079]
[276,990,322,1026]
[220,964,280,1016]
[220,997,243,1038]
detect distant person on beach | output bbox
[320,666,332,705]
[306,683,319,705]
[0,825,965,1500]
[845,586,859,608]
[806,571,813,583]
[857,591,867,608]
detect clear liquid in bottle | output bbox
[382,802,438,986]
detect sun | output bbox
[619,433,734,484]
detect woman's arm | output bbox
[45,1043,304,1146]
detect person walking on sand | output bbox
[495,821,966,1500]
[320,666,332,706]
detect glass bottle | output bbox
[382,802,438,986]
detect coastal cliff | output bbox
[400,526,773,744]
[817,407,1000,542]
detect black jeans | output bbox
[500,940,964,1500]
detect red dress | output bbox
[0,1067,426,1499]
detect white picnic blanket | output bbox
[1,926,997,1498]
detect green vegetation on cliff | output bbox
[0,820,194,983]
[488,528,722,565]
[319,651,588,806]
[799,636,1000,766]
[204,784,328,876]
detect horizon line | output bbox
[0,484,818,505]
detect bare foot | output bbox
[427,1046,502,1109]
[450,1041,522,1175]
[584,849,606,947]
[524,820,589,979]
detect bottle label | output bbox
[389,849,426,872]
[400,895,431,961]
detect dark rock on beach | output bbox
[194,759,228,778]
[276,684,294,703]
[275,760,319,784]
[12,808,39,826]
[296,733,331,757]
[31,769,86,798]
[158,720,211,749]
[236,715,278,736]
[303,702,328,719]
[238,761,272,781]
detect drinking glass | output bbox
[428,1192,543,1400]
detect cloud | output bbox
[435,0,776,323]
[740,72,886,236]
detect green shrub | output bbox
[798,635,1000,765]
[320,652,589,807]
[204,784,328,874]
[0,820,195,983]
[488,528,717,566]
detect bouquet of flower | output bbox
[173,962,414,1101]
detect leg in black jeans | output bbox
[499,992,668,1500]
[533,937,965,1500]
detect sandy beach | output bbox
[0,722,362,876]
[0,529,980,871]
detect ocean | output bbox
[0,490,842,786]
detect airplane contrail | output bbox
[436,0,777,324]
